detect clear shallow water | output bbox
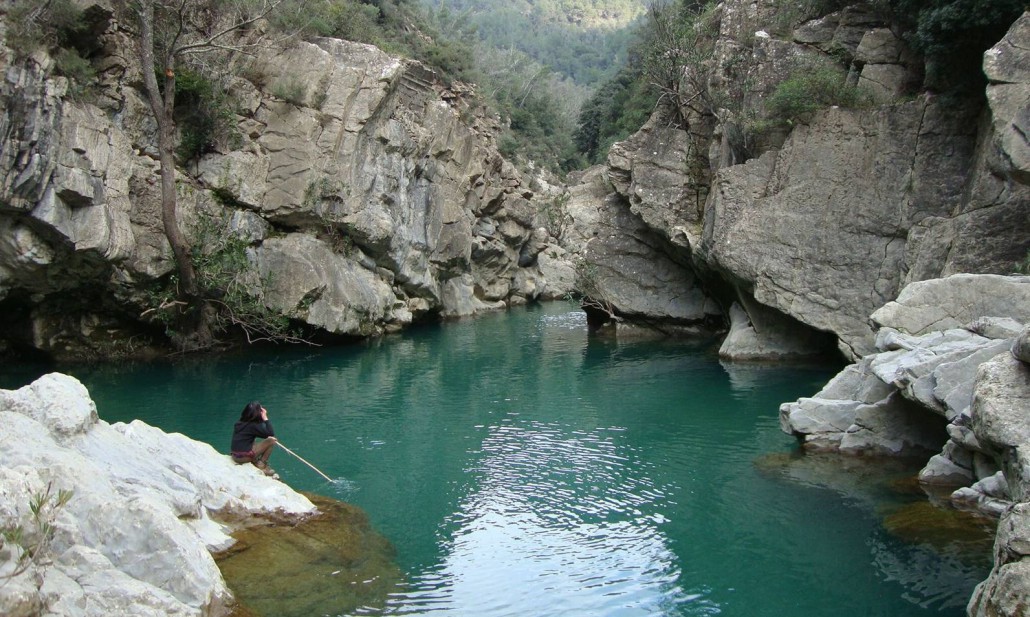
[5,303,992,616]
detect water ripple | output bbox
[381,418,697,616]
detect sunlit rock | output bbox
[0,373,318,616]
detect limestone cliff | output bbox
[0,4,565,360]
[562,3,1029,360]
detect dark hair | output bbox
[240,401,263,422]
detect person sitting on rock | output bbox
[229,401,278,476]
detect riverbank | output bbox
[0,373,369,616]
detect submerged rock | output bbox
[216,494,401,617]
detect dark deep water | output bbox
[2,303,993,616]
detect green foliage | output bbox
[423,39,476,82]
[4,0,83,54]
[173,68,240,162]
[144,214,301,345]
[4,0,100,95]
[540,192,572,240]
[420,0,645,88]
[769,0,852,35]
[272,76,307,106]
[53,47,96,99]
[1016,250,1030,275]
[0,482,73,580]
[764,65,871,124]
[272,0,384,43]
[878,0,1024,92]
[575,61,656,163]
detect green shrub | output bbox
[4,0,82,55]
[1016,250,1030,275]
[53,47,95,98]
[878,0,1024,92]
[765,66,870,123]
[173,68,239,162]
[144,216,297,344]
[0,483,73,580]
[272,77,307,106]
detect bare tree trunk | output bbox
[136,0,211,349]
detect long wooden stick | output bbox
[277,442,334,482]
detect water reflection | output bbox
[756,451,994,612]
[8,304,991,617]
[387,417,700,616]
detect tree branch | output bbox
[174,0,285,56]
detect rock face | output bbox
[777,275,1030,616]
[0,373,318,616]
[0,7,565,360]
[560,4,1030,359]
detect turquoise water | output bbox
[6,303,991,616]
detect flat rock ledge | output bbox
[779,274,1030,616]
[0,373,318,617]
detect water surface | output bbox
[7,303,992,616]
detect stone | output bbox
[974,471,1011,500]
[858,63,915,103]
[948,422,985,453]
[967,317,1026,341]
[253,233,399,337]
[971,354,1030,454]
[718,300,832,360]
[855,28,905,64]
[702,101,983,358]
[0,372,98,436]
[871,275,1030,336]
[0,32,556,358]
[779,397,863,450]
[983,13,1030,184]
[919,453,974,486]
[969,554,1030,617]
[1013,325,1030,364]
[839,391,947,456]
[814,357,894,404]
[0,374,318,616]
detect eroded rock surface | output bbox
[0,14,562,360]
[561,5,1030,360]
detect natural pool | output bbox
[6,302,994,616]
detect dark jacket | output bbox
[230,420,275,454]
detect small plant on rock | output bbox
[0,482,73,581]
[272,77,307,107]
[541,192,572,241]
[1015,250,1030,275]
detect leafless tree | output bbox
[642,0,720,126]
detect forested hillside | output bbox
[419,0,646,86]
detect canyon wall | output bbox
[563,4,1029,360]
[0,4,567,360]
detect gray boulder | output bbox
[870,275,1030,336]
[1013,325,1030,364]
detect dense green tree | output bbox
[880,0,1025,91]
